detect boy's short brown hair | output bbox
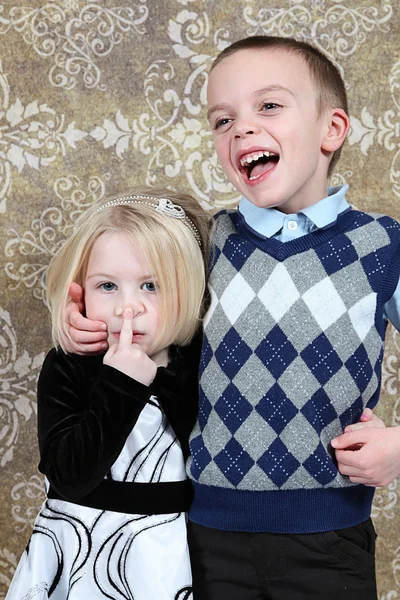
[211,36,348,176]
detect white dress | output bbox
[6,398,193,600]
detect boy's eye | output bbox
[142,281,157,292]
[213,117,231,130]
[261,102,280,111]
[99,282,116,292]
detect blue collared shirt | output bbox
[238,185,400,329]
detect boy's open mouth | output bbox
[239,150,279,181]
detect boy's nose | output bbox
[233,118,260,139]
[235,128,255,139]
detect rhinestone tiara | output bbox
[91,195,202,246]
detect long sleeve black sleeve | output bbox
[37,350,154,501]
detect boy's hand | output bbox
[344,407,385,433]
[63,282,108,354]
[331,424,400,487]
[332,409,385,451]
[103,308,157,386]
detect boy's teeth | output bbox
[240,151,273,167]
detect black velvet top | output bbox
[37,336,200,515]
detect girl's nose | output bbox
[115,302,143,317]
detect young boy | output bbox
[66,37,400,599]
[184,35,400,600]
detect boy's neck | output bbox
[245,185,346,214]
[238,185,349,238]
[278,186,334,214]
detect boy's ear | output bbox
[321,108,350,153]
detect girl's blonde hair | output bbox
[46,187,212,352]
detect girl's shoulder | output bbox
[43,346,104,367]
[39,348,104,387]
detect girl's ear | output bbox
[321,108,350,153]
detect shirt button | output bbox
[287,220,298,231]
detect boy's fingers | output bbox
[70,328,108,344]
[77,341,108,355]
[344,422,369,433]
[66,299,83,319]
[331,431,366,449]
[335,449,363,468]
[69,311,107,332]
[359,408,373,421]
[68,282,84,308]
[119,308,134,348]
[336,461,360,476]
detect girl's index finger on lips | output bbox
[119,308,134,347]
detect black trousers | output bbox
[188,519,377,600]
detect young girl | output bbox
[6,188,211,600]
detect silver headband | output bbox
[91,194,202,246]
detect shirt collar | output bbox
[238,184,350,238]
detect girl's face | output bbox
[84,231,167,362]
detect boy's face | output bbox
[207,48,336,213]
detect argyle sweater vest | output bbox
[187,208,400,533]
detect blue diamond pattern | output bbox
[314,235,358,275]
[303,442,337,485]
[198,388,213,429]
[361,248,387,290]
[255,384,298,434]
[301,389,338,434]
[255,325,297,380]
[215,329,252,379]
[215,438,254,486]
[339,397,364,429]
[257,438,300,487]
[345,344,373,393]
[301,333,342,386]
[200,337,213,371]
[222,234,255,271]
[189,435,212,479]
[215,383,253,434]
[378,215,400,239]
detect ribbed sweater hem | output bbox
[188,482,375,533]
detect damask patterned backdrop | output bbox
[0,0,399,596]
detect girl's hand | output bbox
[63,282,108,354]
[103,308,157,386]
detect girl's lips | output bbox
[132,333,144,340]
[111,332,145,340]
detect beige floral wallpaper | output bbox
[0,0,399,596]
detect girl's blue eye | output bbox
[100,282,116,292]
[143,281,157,292]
